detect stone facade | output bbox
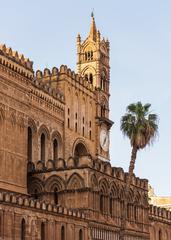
[0,15,171,240]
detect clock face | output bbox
[100,129,109,152]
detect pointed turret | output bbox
[89,12,97,42]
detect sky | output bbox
[1,0,171,196]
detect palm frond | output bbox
[121,102,158,150]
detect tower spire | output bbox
[89,12,97,41]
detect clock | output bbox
[100,128,109,152]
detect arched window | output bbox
[21,219,25,240]
[53,139,58,161]
[89,73,93,84]
[40,133,45,162]
[91,51,93,60]
[61,226,65,240]
[27,127,32,161]
[85,52,87,61]
[41,222,45,240]
[85,74,88,81]
[79,229,83,240]
[54,187,58,205]
[101,71,107,91]
[88,51,91,60]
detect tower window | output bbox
[83,117,84,124]
[53,139,58,161]
[68,108,70,115]
[82,127,84,136]
[75,113,78,119]
[89,121,91,127]
[91,51,93,60]
[87,52,91,60]
[85,74,88,81]
[21,219,25,240]
[27,127,32,162]
[85,52,87,61]
[89,73,93,84]
[40,133,45,162]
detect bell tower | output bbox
[77,14,113,162]
[77,13,110,94]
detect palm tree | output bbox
[119,102,158,240]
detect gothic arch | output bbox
[99,178,109,194]
[81,65,96,76]
[38,124,50,139]
[82,41,96,52]
[110,182,119,198]
[67,173,85,190]
[45,175,65,192]
[28,177,44,195]
[128,189,134,203]
[28,118,37,134]
[134,191,141,205]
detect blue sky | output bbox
[1,0,171,196]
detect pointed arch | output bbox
[38,124,50,139]
[28,177,44,197]
[28,118,37,134]
[99,178,109,194]
[67,173,85,190]
[45,175,65,192]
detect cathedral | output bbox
[0,14,170,240]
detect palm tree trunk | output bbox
[119,146,137,240]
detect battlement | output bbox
[28,156,148,190]
[35,65,95,92]
[0,44,33,79]
[0,191,85,219]
[149,204,171,221]
[31,78,65,103]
